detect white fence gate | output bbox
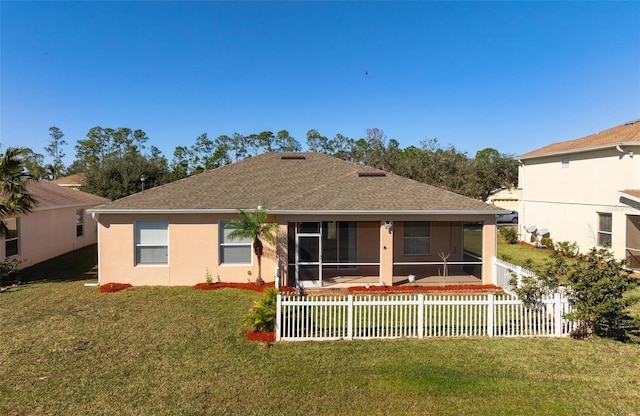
[276,292,576,341]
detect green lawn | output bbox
[2,246,640,415]
[496,233,579,275]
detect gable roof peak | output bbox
[520,118,640,159]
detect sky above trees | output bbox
[1,1,639,167]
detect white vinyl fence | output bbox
[276,292,577,341]
[494,257,538,296]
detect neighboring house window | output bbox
[4,218,19,257]
[597,213,612,247]
[220,220,252,264]
[561,157,570,168]
[76,209,84,237]
[403,221,431,255]
[135,221,168,265]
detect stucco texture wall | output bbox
[97,213,281,286]
[519,149,640,259]
[1,206,98,269]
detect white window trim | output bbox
[4,217,19,257]
[403,221,432,256]
[134,220,169,266]
[597,212,612,248]
[219,220,253,265]
[76,209,84,237]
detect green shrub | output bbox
[512,248,640,341]
[243,287,278,333]
[0,258,21,284]
[555,241,579,257]
[540,237,554,250]
[499,227,518,244]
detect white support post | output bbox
[516,266,523,287]
[276,294,282,341]
[554,292,563,337]
[418,294,425,338]
[274,256,280,290]
[487,293,494,337]
[347,295,354,340]
[492,257,497,286]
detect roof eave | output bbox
[32,201,110,212]
[87,208,507,216]
[519,142,640,161]
[619,191,640,206]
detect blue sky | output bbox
[1,1,639,167]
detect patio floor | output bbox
[318,273,481,289]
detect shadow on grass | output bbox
[13,244,98,284]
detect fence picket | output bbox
[276,291,577,341]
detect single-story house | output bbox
[518,119,640,270]
[88,152,505,288]
[51,172,86,189]
[1,181,109,269]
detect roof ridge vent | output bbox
[281,155,306,160]
[624,119,640,126]
[358,171,386,177]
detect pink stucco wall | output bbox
[96,213,498,287]
[1,205,99,269]
[96,213,278,286]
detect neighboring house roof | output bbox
[27,181,109,211]
[620,190,640,211]
[520,119,640,160]
[91,152,500,214]
[622,189,640,199]
[50,173,86,187]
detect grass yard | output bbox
[2,246,640,415]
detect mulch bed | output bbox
[245,331,275,342]
[346,284,503,294]
[194,281,276,292]
[99,283,133,293]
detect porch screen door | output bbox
[296,222,322,288]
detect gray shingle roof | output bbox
[92,152,498,213]
[28,181,109,210]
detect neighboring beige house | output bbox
[488,187,520,211]
[89,152,504,288]
[519,119,640,270]
[1,181,109,269]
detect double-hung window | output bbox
[403,221,431,255]
[76,209,84,237]
[135,221,168,265]
[4,218,19,257]
[220,221,252,264]
[597,213,612,247]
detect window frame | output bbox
[134,220,169,266]
[4,217,19,257]
[403,221,431,256]
[219,220,253,265]
[597,212,612,248]
[322,221,357,269]
[76,209,84,237]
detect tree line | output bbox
[13,126,518,201]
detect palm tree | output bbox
[0,148,36,236]
[226,205,278,283]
